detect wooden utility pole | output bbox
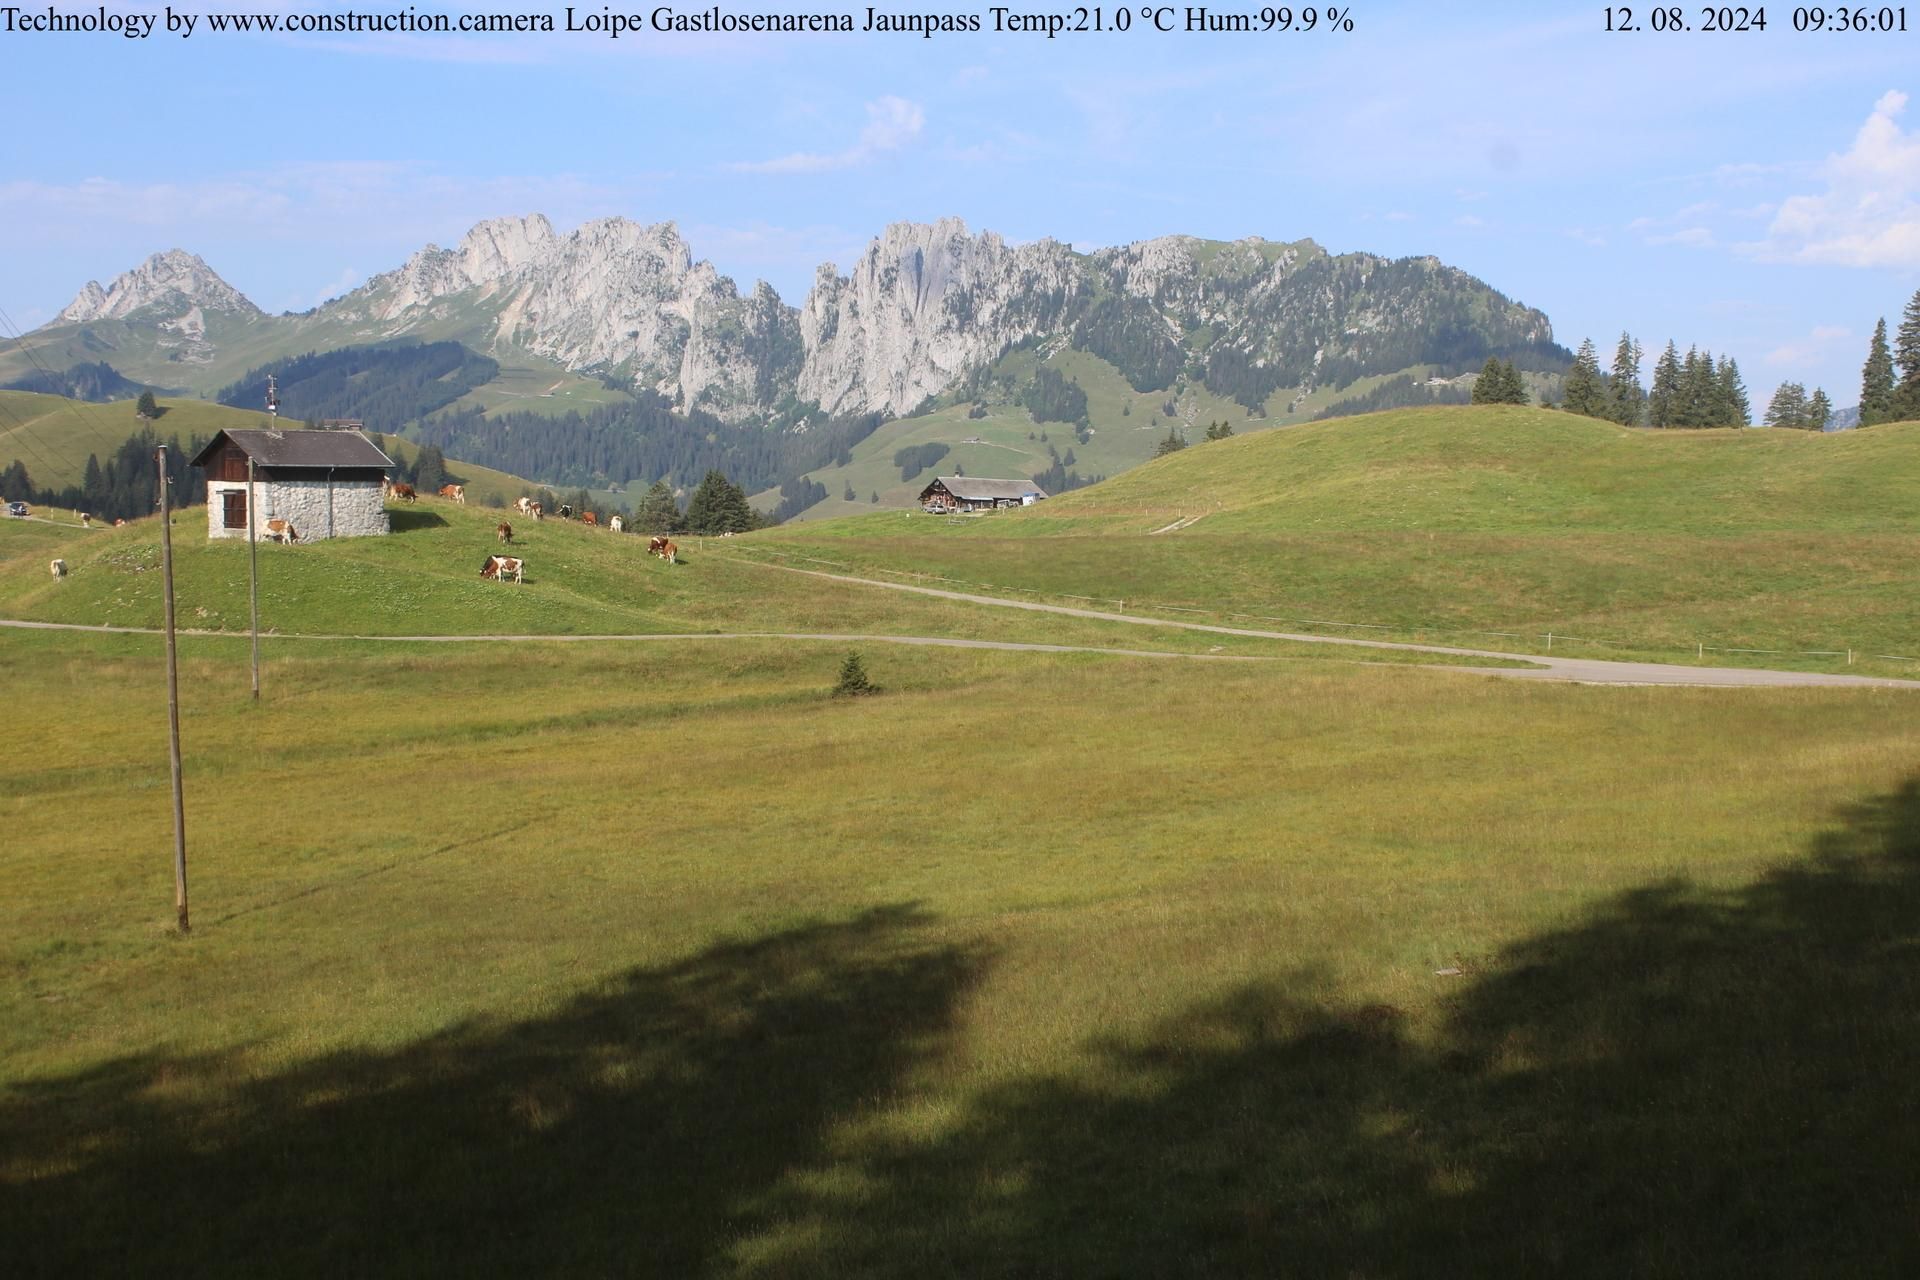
[157,445,189,933]
[248,456,260,702]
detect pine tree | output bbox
[633,479,680,532]
[1562,338,1608,418]
[1675,348,1719,427]
[1860,318,1896,427]
[1501,359,1530,404]
[81,454,108,512]
[413,445,449,494]
[1716,358,1751,427]
[1471,356,1505,405]
[843,482,856,501]
[683,470,756,535]
[136,390,159,420]
[1807,388,1833,431]
[1764,382,1810,429]
[1648,342,1682,427]
[1155,426,1188,456]
[833,651,876,697]
[1607,333,1644,425]
[1893,289,1920,421]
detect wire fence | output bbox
[739,546,1918,668]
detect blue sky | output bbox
[3,1,1917,408]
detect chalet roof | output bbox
[925,476,1049,501]
[189,428,393,471]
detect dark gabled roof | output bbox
[190,428,393,470]
[922,476,1048,501]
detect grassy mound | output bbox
[753,407,1920,674]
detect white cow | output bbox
[480,554,524,584]
[50,558,66,580]
[609,514,624,534]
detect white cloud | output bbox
[1454,214,1485,228]
[1749,89,1920,267]
[730,96,925,175]
[1647,227,1717,248]
[1565,227,1608,248]
[1766,324,1853,366]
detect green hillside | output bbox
[0,319,626,421]
[0,390,549,510]
[0,391,273,489]
[753,407,1920,673]
[0,496,1481,666]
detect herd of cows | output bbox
[34,478,683,590]
[445,490,681,587]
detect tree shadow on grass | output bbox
[2,905,985,1278]
[756,781,1920,1278]
[387,508,448,532]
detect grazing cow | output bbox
[659,539,678,565]
[263,518,298,545]
[438,484,465,504]
[79,512,91,529]
[515,496,535,517]
[50,558,66,580]
[497,521,513,545]
[529,501,543,521]
[556,504,573,521]
[479,554,524,583]
[609,514,624,534]
[581,511,598,528]
[647,535,669,557]
[389,482,417,504]
[113,518,128,528]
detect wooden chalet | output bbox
[918,476,1048,513]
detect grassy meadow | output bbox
[753,407,1920,676]
[2,625,1918,1275]
[0,497,1522,668]
[5,403,1920,1275]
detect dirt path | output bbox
[8,571,1917,690]
[749,564,1920,690]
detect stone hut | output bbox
[191,428,393,542]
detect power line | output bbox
[0,304,155,475]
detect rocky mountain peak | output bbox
[56,249,260,325]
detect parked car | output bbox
[5,501,28,518]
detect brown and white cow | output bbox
[658,539,678,565]
[50,558,66,580]
[515,496,535,517]
[608,514,624,534]
[264,519,298,544]
[581,511,598,528]
[497,521,513,545]
[389,482,417,504]
[79,512,91,529]
[647,535,669,557]
[113,518,128,528]
[480,554,524,583]
[438,484,465,504]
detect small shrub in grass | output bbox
[834,651,878,697]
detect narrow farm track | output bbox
[741,563,1920,690]
[6,609,1918,689]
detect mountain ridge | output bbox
[28,216,1564,425]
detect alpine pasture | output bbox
[4,408,1919,1277]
